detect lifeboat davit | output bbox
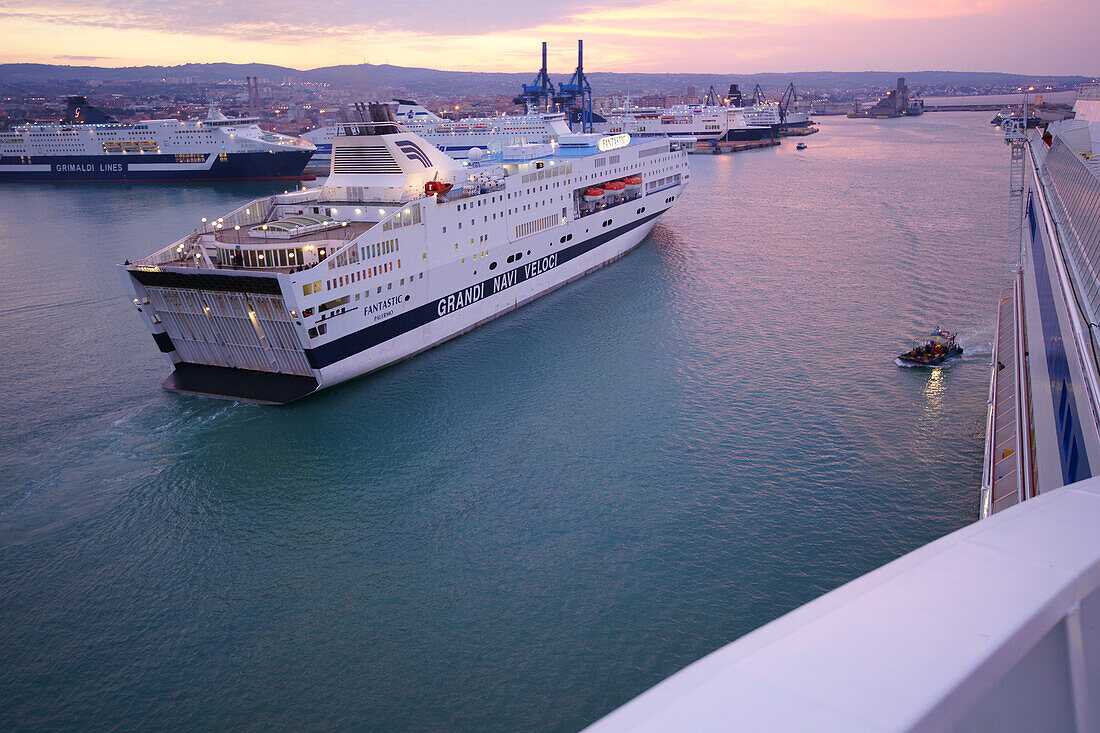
[583,188,605,202]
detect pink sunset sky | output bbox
[1,0,1097,74]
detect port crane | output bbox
[554,40,594,133]
[514,42,555,113]
[513,41,595,132]
[777,82,798,127]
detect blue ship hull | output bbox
[0,150,315,182]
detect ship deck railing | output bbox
[129,189,320,269]
[1029,132,1100,448]
[587,476,1100,732]
[211,221,374,247]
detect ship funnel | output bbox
[343,101,401,136]
[727,84,744,108]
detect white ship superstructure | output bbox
[0,97,315,181]
[602,104,772,144]
[121,104,689,403]
[603,105,727,140]
[304,101,573,162]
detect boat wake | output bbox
[895,357,960,369]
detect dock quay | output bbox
[692,138,781,154]
[778,126,819,138]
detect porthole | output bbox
[490,261,498,270]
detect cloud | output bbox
[0,0,648,39]
[53,54,116,61]
[0,0,1096,74]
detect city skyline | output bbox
[0,0,1097,76]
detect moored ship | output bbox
[120,103,690,403]
[0,96,315,182]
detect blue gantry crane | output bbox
[513,41,596,132]
[554,40,594,133]
[514,42,555,113]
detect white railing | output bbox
[1031,142,1100,446]
[131,195,280,268]
[587,477,1100,732]
[1013,271,1033,503]
[980,289,1007,518]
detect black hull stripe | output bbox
[305,207,668,370]
[131,269,282,294]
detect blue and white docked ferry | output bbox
[0,96,315,182]
[120,103,689,403]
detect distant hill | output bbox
[0,62,1091,95]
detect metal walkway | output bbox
[982,275,1033,517]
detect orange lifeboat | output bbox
[603,181,626,198]
[582,188,605,202]
[623,176,643,193]
[425,181,453,196]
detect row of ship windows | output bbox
[381,203,422,232]
[219,246,304,268]
[443,194,568,235]
[323,237,403,275]
[306,259,401,294]
[24,126,150,135]
[646,174,683,191]
[305,273,426,338]
[102,141,158,153]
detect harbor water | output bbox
[0,113,1007,730]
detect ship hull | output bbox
[0,150,315,182]
[311,209,665,393]
[719,127,774,142]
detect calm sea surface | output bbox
[0,113,1008,730]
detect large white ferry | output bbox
[120,103,689,403]
[0,96,315,182]
[303,100,573,162]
